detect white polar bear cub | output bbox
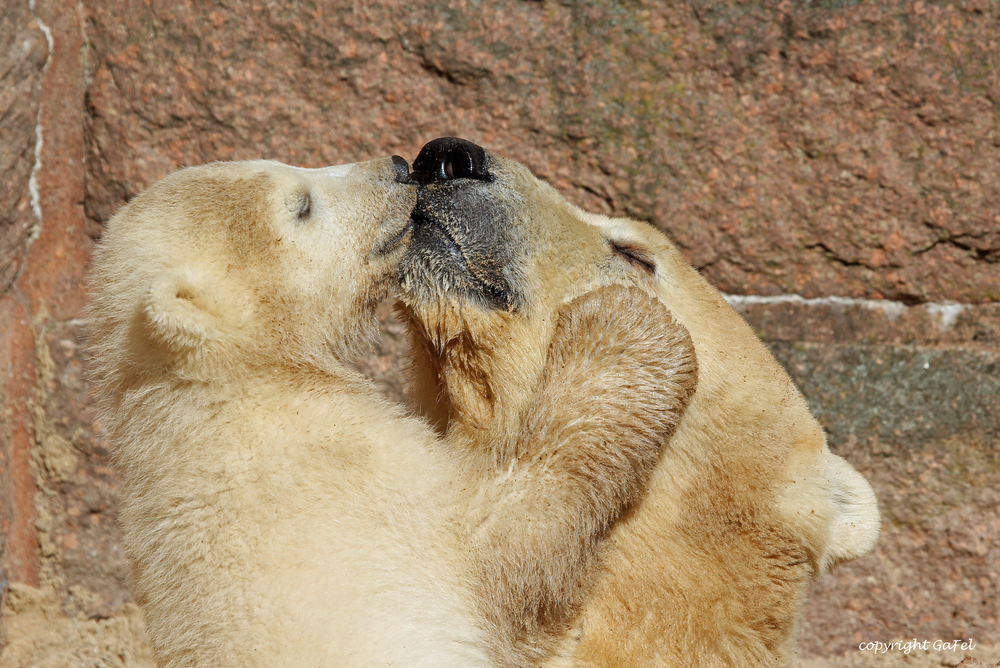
[90,159,489,668]
[88,158,697,667]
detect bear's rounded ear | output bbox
[777,450,880,575]
[144,270,222,351]
[816,453,880,574]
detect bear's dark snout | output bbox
[410,137,492,185]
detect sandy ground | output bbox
[0,585,153,668]
[796,646,1000,668]
[2,584,997,668]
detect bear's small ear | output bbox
[778,450,880,575]
[144,270,222,352]
[817,453,880,573]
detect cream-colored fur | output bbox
[88,158,698,667]
[398,146,881,668]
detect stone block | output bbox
[733,299,1000,656]
[0,0,47,295]
[81,0,999,303]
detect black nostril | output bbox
[410,137,492,185]
[390,155,412,184]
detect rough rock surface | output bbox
[2,0,999,665]
[0,4,49,628]
[82,0,999,302]
[954,659,1000,668]
[734,299,1000,657]
[0,584,152,668]
[0,1,46,295]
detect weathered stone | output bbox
[767,340,1000,654]
[0,584,152,667]
[21,0,90,323]
[2,0,108,644]
[32,322,129,620]
[800,500,1000,657]
[0,0,47,297]
[733,298,1000,349]
[0,298,40,651]
[82,0,999,303]
[743,300,1000,653]
[0,3,48,632]
[772,343,1000,451]
[350,300,412,407]
[0,299,41,572]
[956,659,1000,668]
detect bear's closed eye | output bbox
[296,194,312,220]
[610,240,657,276]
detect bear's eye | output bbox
[610,240,657,276]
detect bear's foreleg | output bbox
[464,284,698,666]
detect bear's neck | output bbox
[400,306,548,472]
[103,360,374,475]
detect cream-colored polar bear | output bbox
[396,138,881,667]
[88,157,697,667]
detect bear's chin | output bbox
[399,225,522,314]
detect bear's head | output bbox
[90,158,415,396]
[396,139,659,447]
[397,138,879,664]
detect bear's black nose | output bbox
[410,137,492,185]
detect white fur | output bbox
[89,159,495,667]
